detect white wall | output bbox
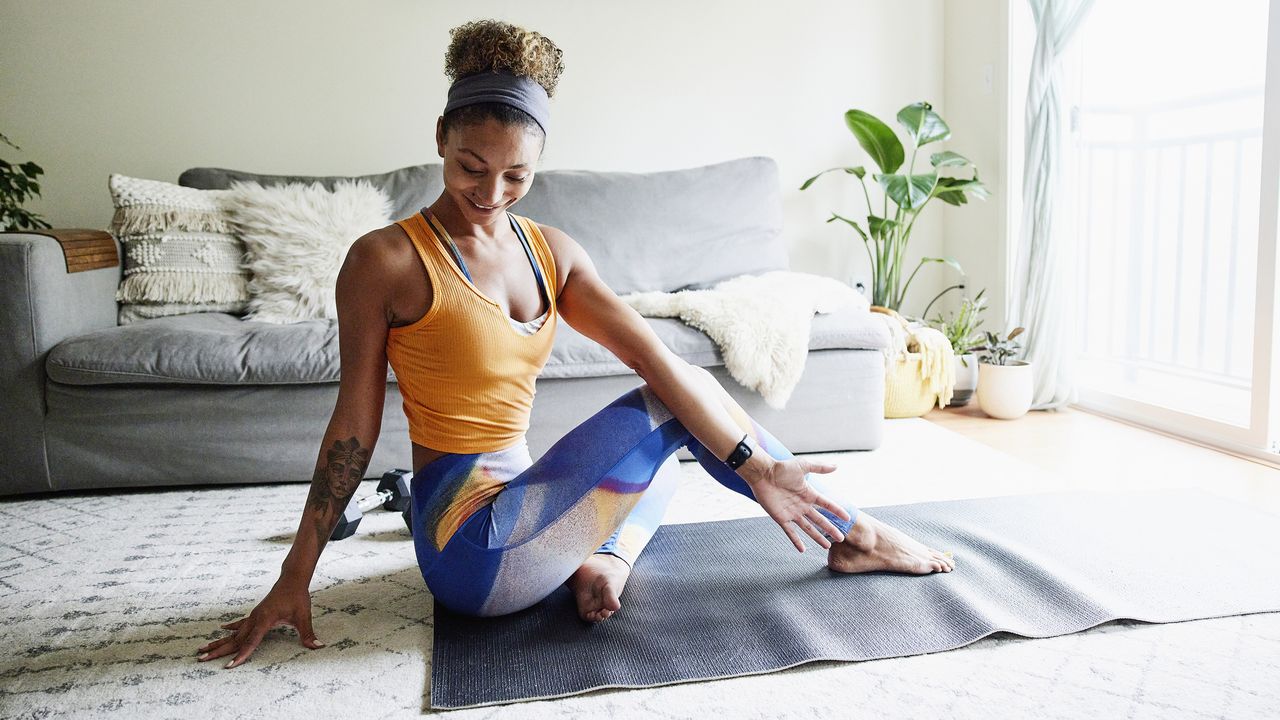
[940,0,1014,331]
[0,0,952,285]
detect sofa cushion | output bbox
[47,313,351,386]
[108,173,252,324]
[45,306,888,386]
[179,157,788,296]
[224,179,392,323]
[512,157,789,294]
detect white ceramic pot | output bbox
[976,360,1033,419]
[951,353,979,406]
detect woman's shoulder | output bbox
[351,221,421,273]
[341,222,433,298]
[513,217,578,296]
[517,217,582,260]
[339,222,436,329]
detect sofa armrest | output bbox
[0,230,121,494]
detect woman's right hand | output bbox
[747,456,850,553]
[196,579,325,668]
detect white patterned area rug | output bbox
[1,418,1277,719]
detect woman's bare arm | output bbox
[199,231,393,668]
[540,224,850,553]
[282,234,392,576]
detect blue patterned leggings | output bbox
[408,368,861,617]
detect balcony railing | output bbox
[1071,87,1264,412]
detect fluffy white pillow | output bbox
[226,179,392,324]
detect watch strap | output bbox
[724,433,753,470]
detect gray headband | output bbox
[443,70,550,135]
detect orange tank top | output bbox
[386,210,559,453]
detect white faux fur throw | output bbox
[226,179,392,324]
[620,271,870,409]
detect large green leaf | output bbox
[897,102,951,147]
[799,166,865,191]
[868,214,898,241]
[844,110,904,174]
[922,256,965,275]
[827,212,869,242]
[876,173,937,210]
[932,176,990,206]
[930,151,970,168]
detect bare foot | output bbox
[567,552,631,623]
[828,512,955,575]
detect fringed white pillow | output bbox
[108,173,252,324]
[226,179,391,324]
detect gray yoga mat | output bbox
[430,488,1280,710]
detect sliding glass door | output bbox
[1061,0,1280,464]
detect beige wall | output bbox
[0,0,1007,302]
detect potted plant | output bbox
[926,288,988,406]
[800,101,989,318]
[801,102,989,419]
[970,327,1033,419]
[1,131,51,232]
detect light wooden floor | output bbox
[923,400,1280,515]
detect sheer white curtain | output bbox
[1012,0,1095,410]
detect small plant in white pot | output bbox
[927,288,988,406]
[970,326,1033,419]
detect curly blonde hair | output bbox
[444,19,564,98]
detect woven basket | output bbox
[884,352,938,418]
[871,305,938,418]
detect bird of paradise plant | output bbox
[801,101,989,318]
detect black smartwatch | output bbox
[724,434,753,470]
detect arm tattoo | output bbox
[305,436,372,550]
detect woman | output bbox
[197,19,953,670]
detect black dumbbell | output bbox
[329,468,413,541]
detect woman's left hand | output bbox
[747,458,851,552]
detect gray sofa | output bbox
[0,156,889,497]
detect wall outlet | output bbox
[848,272,871,301]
